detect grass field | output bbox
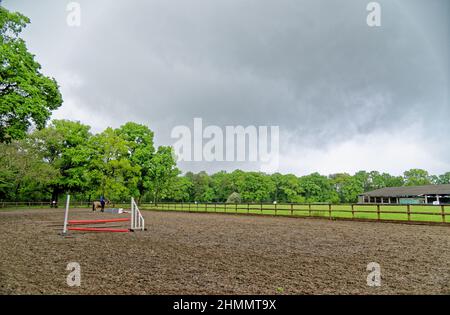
[138,202,450,224]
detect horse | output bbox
[92,200,110,212]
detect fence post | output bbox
[407,204,411,221]
[308,203,312,217]
[291,203,293,216]
[441,205,446,223]
[247,203,250,214]
[235,203,238,213]
[328,204,332,219]
[275,203,277,216]
[377,204,381,221]
[351,204,355,219]
[260,202,263,214]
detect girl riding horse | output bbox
[92,196,109,212]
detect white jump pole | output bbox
[130,197,145,231]
[62,195,70,235]
[131,197,135,230]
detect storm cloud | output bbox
[3,0,449,175]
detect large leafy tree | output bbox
[165,176,192,202]
[330,173,364,203]
[298,172,339,203]
[87,127,140,201]
[271,173,305,203]
[187,171,214,202]
[403,169,431,186]
[0,140,57,200]
[30,120,92,201]
[431,172,450,185]
[210,171,234,202]
[147,146,180,203]
[0,7,62,142]
[116,122,155,201]
[232,170,275,202]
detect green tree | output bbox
[87,127,140,201]
[147,146,180,203]
[210,171,234,202]
[188,171,214,202]
[116,122,155,201]
[271,173,305,202]
[380,172,404,187]
[232,171,275,202]
[30,120,92,202]
[298,172,339,203]
[0,7,62,142]
[403,169,431,186]
[354,171,371,191]
[330,173,364,203]
[0,140,57,200]
[165,176,192,202]
[435,172,450,184]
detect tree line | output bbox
[1,120,448,203]
[177,168,450,204]
[0,120,178,203]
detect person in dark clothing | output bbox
[100,196,106,212]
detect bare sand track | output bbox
[0,208,448,294]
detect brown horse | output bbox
[92,200,110,212]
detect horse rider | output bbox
[100,196,106,212]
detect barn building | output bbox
[358,184,450,205]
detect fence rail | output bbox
[137,202,449,225]
[1,201,449,225]
[0,201,95,208]
[0,201,131,208]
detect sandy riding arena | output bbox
[0,208,449,294]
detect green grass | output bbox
[139,203,450,224]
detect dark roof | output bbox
[360,184,450,197]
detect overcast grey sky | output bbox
[3,0,449,175]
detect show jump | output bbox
[62,196,145,234]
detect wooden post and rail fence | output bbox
[1,200,449,225]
